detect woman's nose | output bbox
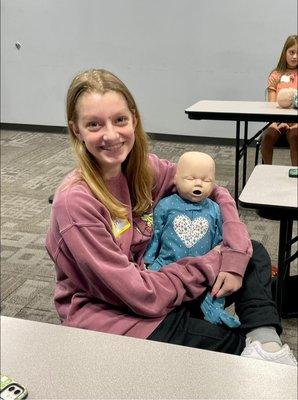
[103,123,119,141]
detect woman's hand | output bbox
[277,122,290,132]
[211,271,243,298]
[288,123,298,130]
[213,244,221,253]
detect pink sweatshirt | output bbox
[45,154,252,338]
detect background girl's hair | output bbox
[66,69,154,220]
[275,35,298,73]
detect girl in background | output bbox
[261,35,298,165]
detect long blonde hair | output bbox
[66,69,154,220]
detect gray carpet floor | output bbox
[1,128,297,358]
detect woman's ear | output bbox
[132,112,138,129]
[69,121,82,141]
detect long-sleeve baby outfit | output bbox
[144,194,222,270]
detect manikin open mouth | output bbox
[193,190,202,196]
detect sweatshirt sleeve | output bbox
[210,185,253,276]
[50,187,221,319]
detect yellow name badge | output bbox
[112,218,131,238]
[140,213,153,227]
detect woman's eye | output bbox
[88,122,101,130]
[116,116,127,125]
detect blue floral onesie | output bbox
[144,193,240,328]
[144,193,222,270]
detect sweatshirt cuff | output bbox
[220,251,251,277]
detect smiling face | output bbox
[70,91,137,179]
[286,43,298,69]
[174,152,215,203]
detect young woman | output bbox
[46,69,296,365]
[261,35,298,165]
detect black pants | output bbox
[148,241,281,355]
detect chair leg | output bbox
[253,123,272,166]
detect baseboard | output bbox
[1,123,67,134]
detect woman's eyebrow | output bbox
[81,114,101,121]
[82,109,129,119]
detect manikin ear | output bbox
[69,121,82,141]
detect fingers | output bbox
[215,285,234,299]
[279,123,290,132]
[211,274,225,297]
[213,244,221,253]
[211,272,243,298]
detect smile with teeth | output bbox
[101,142,124,151]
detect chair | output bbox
[48,194,54,204]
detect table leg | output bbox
[276,218,293,317]
[285,219,293,263]
[242,121,248,189]
[234,121,241,207]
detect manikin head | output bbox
[277,88,298,108]
[174,152,215,203]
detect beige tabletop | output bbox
[239,165,298,209]
[1,316,297,399]
[185,100,298,207]
[185,100,298,120]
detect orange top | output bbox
[267,69,298,94]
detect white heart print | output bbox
[173,215,209,248]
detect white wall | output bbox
[1,0,297,138]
